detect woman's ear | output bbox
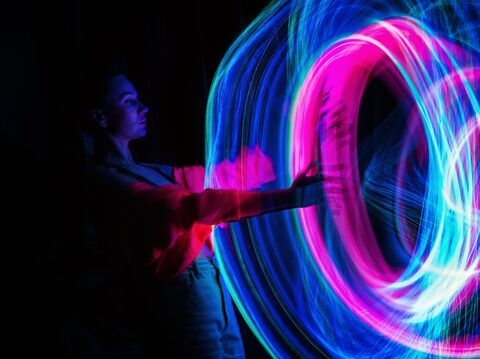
[90,108,107,128]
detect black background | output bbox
[0,0,398,357]
[0,0,273,357]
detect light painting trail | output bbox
[205,1,480,357]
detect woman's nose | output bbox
[139,102,149,114]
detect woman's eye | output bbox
[125,99,137,105]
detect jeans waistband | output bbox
[189,256,220,274]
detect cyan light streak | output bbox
[205,1,480,357]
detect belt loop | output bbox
[211,255,220,270]
[191,259,200,278]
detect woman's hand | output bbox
[290,161,348,208]
[291,161,323,189]
[290,161,330,208]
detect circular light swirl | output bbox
[206,1,480,357]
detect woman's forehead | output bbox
[106,75,137,100]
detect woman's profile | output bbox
[79,72,324,358]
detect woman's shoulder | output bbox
[87,162,138,193]
[137,162,174,176]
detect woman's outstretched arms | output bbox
[129,162,325,230]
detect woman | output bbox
[82,73,323,358]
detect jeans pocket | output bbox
[172,269,194,287]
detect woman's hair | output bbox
[78,68,128,163]
[84,70,127,115]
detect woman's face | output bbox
[102,75,149,141]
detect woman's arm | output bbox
[179,187,296,227]
[130,170,323,230]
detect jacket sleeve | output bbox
[128,180,322,279]
[173,165,205,192]
[129,181,299,229]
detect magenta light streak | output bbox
[291,17,480,356]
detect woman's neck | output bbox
[106,133,135,164]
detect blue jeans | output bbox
[140,257,245,359]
